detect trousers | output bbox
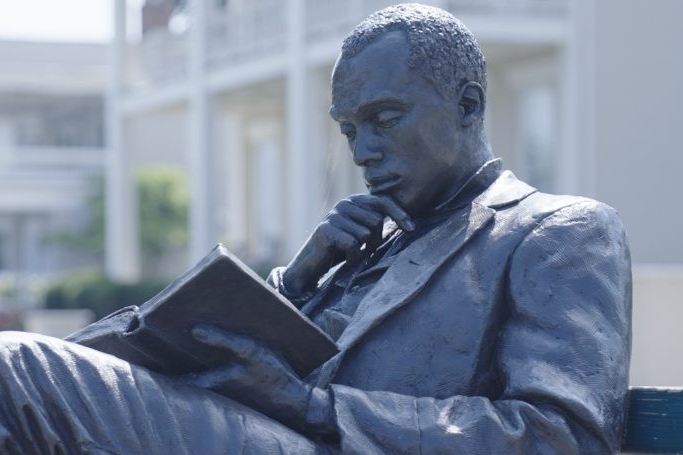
[0,331,330,455]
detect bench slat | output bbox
[622,387,683,453]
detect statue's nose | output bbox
[352,131,383,166]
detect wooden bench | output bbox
[622,387,683,453]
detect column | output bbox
[573,0,597,197]
[304,68,330,221]
[0,121,13,170]
[285,0,308,258]
[188,0,215,263]
[558,0,595,196]
[106,0,140,282]
[10,215,24,284]
[220,110,248,254]
[248,119,283,261]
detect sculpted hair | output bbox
[341,3,487,100]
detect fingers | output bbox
[364,195,415,232]
[333,200,385,228]
[335,194,414,232]
[280,193,415,292]
[316,194,415,261]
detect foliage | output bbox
[43,269,166,319]
[43,166,188,316]
[48,176,106,259]
[48,166,189,277]
[0,273,50,311]
[136,166,189,268]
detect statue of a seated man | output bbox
[0,4,631,454]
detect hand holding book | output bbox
[181,324,338,438]
[66,244,338,378]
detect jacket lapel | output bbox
[335,202,495,351]
[336,170,536,352]
[313,171,536,385]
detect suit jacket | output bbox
[303,170,631,454]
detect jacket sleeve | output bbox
[328,200,632,454]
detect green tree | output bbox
[136,166,189,276]
[44,166,189,315]
[49,166,189,279]
[49,176,106,259]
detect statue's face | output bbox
[330,31,465,216]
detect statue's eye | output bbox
[375,110,402,128]
[340,123,356,141]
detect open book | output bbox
[66,245,338,378]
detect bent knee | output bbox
[0,331,77,365]
[0,330,58,347]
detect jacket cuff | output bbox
[267,267,314,307]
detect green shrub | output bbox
[137,166,189,276]
[48,166,189,280]
[44,270,167,319]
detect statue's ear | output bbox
[458,82,485,127]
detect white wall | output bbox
[630,266,683,386]
[593,0,683,265]
[125,107,187,167]
[585,0,683,387]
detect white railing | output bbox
[305,0,566,42]
[124,0,567,92]
[444,0,566,17]
[0,146,104,172]
[305,0,444,42]
[206,0,286,70]
[125,29,189,92]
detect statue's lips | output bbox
[366,175,401,194]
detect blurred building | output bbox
[108,0,683,385]
[0,40,106,284]
[109,0,574,276]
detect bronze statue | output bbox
[0,4,631,454]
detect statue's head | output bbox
[340,3,486,102]
[330,4,491,216]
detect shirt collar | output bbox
[434,158,503,212]
[410,158,502,228]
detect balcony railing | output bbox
[443,0,566,16]
[206,0,286,70]
[124,0,567,94]
[125,30,189,92]
[0,146,104,172]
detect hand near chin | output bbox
[282,193,415,296]
[179,324,336,437]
